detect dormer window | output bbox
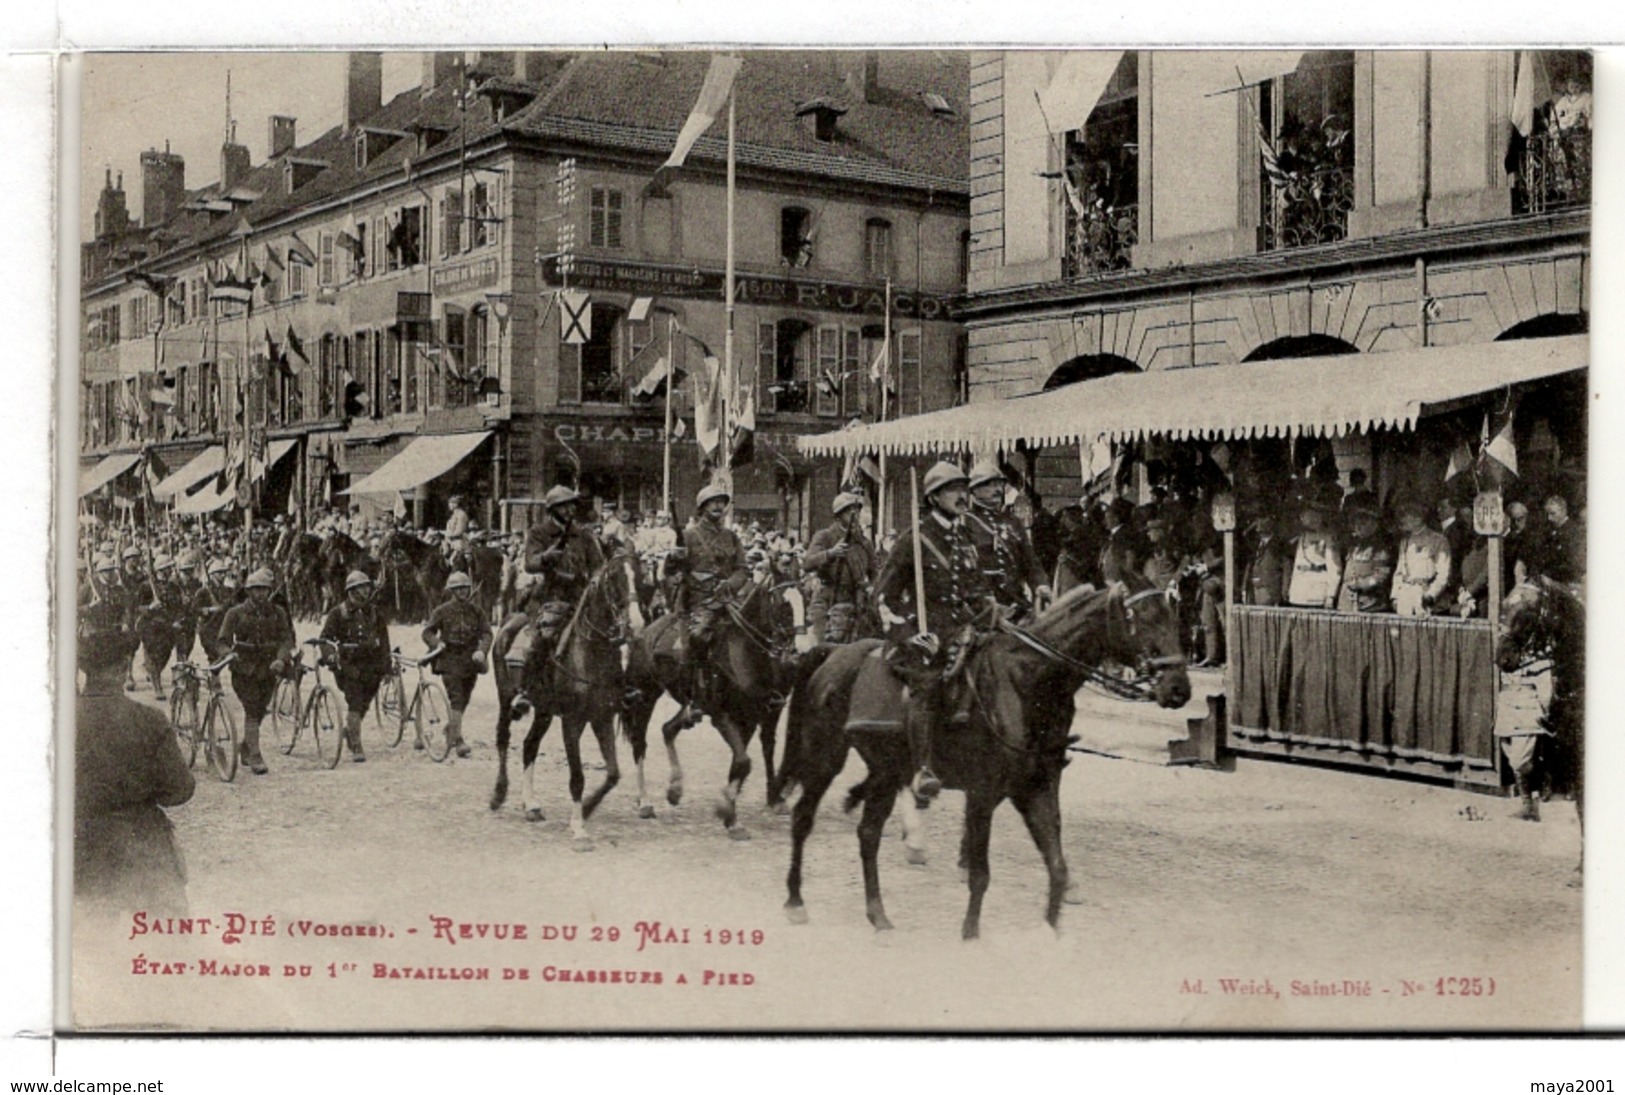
[795,97,848,143]
[922,91,957,118]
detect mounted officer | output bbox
[318,571,391,762]
[502,484,605,717]
[445,494,471,562]
[422,571,492,758]
[873,461,993,803]
[964,460,1051,624]
[803,491,876,643]
[668,483,750,711]
[217,568,296,775]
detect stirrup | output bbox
[509,692,533,719]
[911,768,942,802]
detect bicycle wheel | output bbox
[269,676,302,755]
[375,671,406,747]
[418,681,453,762]
[203,696,239,783]
[311,687,344,769]
[169,682,200,769]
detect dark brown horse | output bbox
[621,575,801,839]
[378,529,450,623]
[488,554,642,848]
[316,531,374,616]
[775,574,1191,939]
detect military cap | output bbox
[543,485,582,510]
[921,461,970,498]
[446,571,473,592]
[966,460,1005,490]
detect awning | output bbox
[253,437,298,483]
[1206,51,1304,96]
[152,446,224,499]
[798,335,1588,457]
[174,479,236,514]
[1037,51,1125,134]
[78,452,142,498]
[342,431,491,495]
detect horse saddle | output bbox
[844,648,970,736]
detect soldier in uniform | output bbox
[501,485,605,717]
[669,483,751,711]
[803,491,876,643]
[217,568,296,775]
[1389,497,1452,617]
[135,553,188,702]
[873,461,992,802]
[319,571,391,762]
[422,571,492,758]
[964,461,1051,623]
[192,557,242,662]
[445,494,471,563]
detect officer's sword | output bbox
[910,467,928,637]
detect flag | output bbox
[868,339,889,384]
[649,53,743,194]
[690,343,723,459]
[817,367,841,399]
[857,454,880,483]
[1505,50,1554,175]
[1035,52,1125,135]
[1444,438,1475,482]
[1481,404,1519,481]
[627,297,654,323]
[670,417,688,440]
[264,245,285,272]
[1256,118,1291,189]
[288,232,317,266]
[284,324,308,375]
[730,374,756,467]
[209,271,254,304]
[631,354,672,399]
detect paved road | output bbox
[71,623,1582,1032]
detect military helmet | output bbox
[446,571,473,592]
[153,553,175,571]
[832,492,864,516]
[175,549,198,569]
[345,570,374,591]
[93,555,117,575]
[696,483,731,508]
[543,485,582,510]
[245,568,276,589]
[921,461,970,499]
[122,545,142,561]
[207,558,232,576]
[967,460,1005,490]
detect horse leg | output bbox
[761,705,791,814]
[960,790,998,941]
[561,715,594,850]
[1014,784,1071,930]
[897,789,929,867]
[858,774,902,931]
[489,676,513,812]
[712,713,754,840]
[520,715,549,823]
[661,711,687,807]
[785,759,839,926]
[579,708,621,824]
[625,694,657,820]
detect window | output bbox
[1512,51,1592,215]
[289,259,307,298]
[781,207,814,267]
[468,307,490,393]
[1258,50,1355,252]
[352,221,368,280]
[318,335,337,418]
[402,326,420,413]
[388,207,424,270]
[898,330,922,415]
[319,232,335,287]
[384,329,402,415]
[589,186,624,248]
[1061,52,1139,277]
[815,325,841,416]
[864,218,893,279]
[443,308,467,408]
[576,305,625,404]
[842,328,863,417]
[760,319,813,414]
[470,181,494,249]
[440,189,463,259]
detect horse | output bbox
[775,574,1191,939]
[317,531,374,616]
[621,573,801,839]
[487,553,643,848]
[1497,576,1585,879]
[283,532,328,619]
[378,529,450,624]
[463,541,507,623]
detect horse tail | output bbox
[771,643,839,802]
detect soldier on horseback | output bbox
[873,461,992,803]
[502,484,605,718]
[964,460,1051,624]
[669,483,751,715]
[803,491,876,643]
[422,571,491,758]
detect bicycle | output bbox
[268,638,345,769]
[169,653,240,783]
[379,646,452,761]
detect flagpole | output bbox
[663,312,675,513]
[721,83,736,499]
[877,277,891,541]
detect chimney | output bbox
[344,52,384,130]
[269,115,297,159]
[220,137,251,192]
[94,167,130,241]
[421,51,463,94]
[140,144,186,229]
[840,51,881,105]
[468,51,516,81]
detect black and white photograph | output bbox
[51,37,1612,1049]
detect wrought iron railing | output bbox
[1063,201,1138,278]
[1516,124,1591,215]
[1262,164,1353,252]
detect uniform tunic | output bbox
[803,520,876,642]
[966,503,1047,619]
[679,518,749,635]
[1336,538,1394,614]
[422,597,493,710]
[1390,527,1452,617]
[218,598,297,720]
[319,598,391,710]
[873,510,990,659]
[1286,533,1343,608]
[191,582,242,661]
[523,513,606,616]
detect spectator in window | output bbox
[1390,498,1452,616]
[1555,77,1592,132]
[1286,496,1342,609]
[1336,503,1393,613]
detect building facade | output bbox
[80,50,969,539]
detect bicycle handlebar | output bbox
[392,645,446,670]
[206,652,237,673]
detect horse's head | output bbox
[1497,576,1585,673]
[588,553,644,636]
[1108,574,1191,709]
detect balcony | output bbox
[1515,123,1591,216]
[1262,163,1353,253]
[1063,201,1138,279]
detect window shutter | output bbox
[816,325,841,416]
[558,344,581,404]
[756,322,777,414]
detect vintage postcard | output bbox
[64,45,1594,1036]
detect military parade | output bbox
[68,47,1592,1035]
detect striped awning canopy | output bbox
[797,335,1588,458]
[152,446,224,499]
[78,452,142,497]
[342,431,491,496]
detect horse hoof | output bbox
[637,804,657,820]
[524,808,545,823]
[869,915,894,933]
[726,825,752,842]
[905,847,928,867]
[958,867,969,885]
[784,903,809,926]
[1063,881,1085,906]
[667,787,683,807]
[961,925,980,942]
[771,800,791,817]
[572,836,595,853]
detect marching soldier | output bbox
[964,461,1051,623]
[217,568,296,775]
[669,483,751,711]
[135,554,189,702]
[422,571,492,758]
[802,491,876,643]
[191,557,242,662]
[873,461,992,803]
[319,571,391,762]
[500,484,604,717]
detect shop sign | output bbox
[431,256,501,294]
[553,423,811,449]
